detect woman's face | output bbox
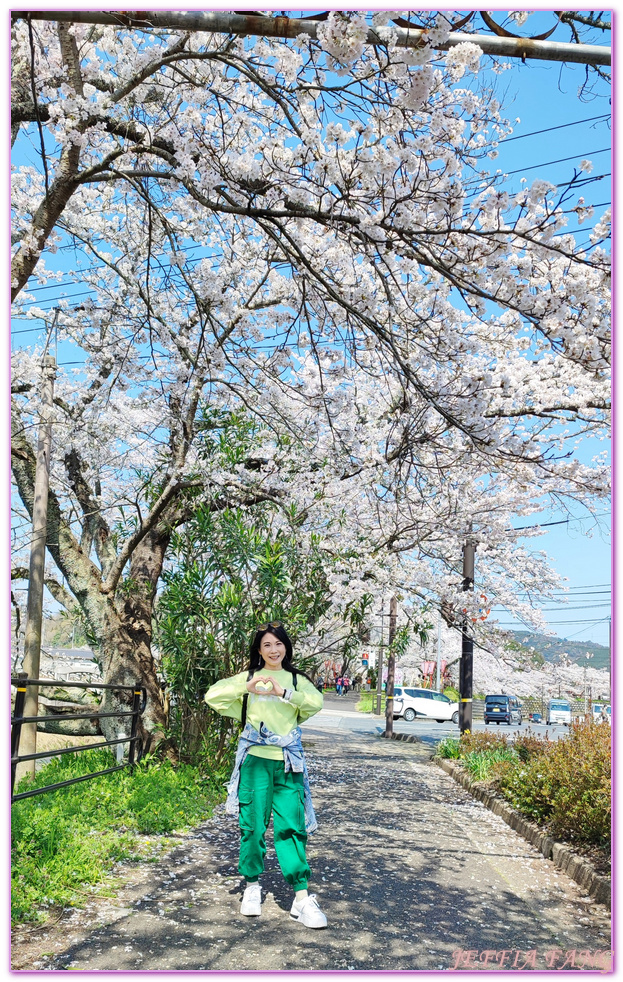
[259,631,286,671]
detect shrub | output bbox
[459,730,508,754]
[495,719,610,848]
[513,730,550,762]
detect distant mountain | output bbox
[507,630,610,671]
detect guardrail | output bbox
[11,672,147,803]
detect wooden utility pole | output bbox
[608,616,611,701]
[384,595,398,737]
[17,355,56,780]
[436,609,442,691]
[459,537,475,735]
[375,600,384,716]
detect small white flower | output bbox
[579,159,594,173]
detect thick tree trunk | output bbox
[97,528,171,752]
[12,401,174,754]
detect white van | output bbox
[592,703,611,725]
[546,698,572,726]
[393,686,459,724]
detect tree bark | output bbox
[11,398,170,750]
[97,527,171,750]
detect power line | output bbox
[512,512,610,532]
[513,604,611,612]
[11,144,611,309]
[497,616,610,626]
[563,621,611,641]
[12,197,610,319]
[510,594,611,601]
[501,114,610,144]
[492,149,610,179]
[551,584,611,591]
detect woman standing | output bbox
[204,622,327,928]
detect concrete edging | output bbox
[378,731,421,744]
[436,758,611,910]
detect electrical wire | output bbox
[500,114,610,144]
[13,182,610,315]
[490,149,610,179]
[496,617,610,626]
[11,131,611,311]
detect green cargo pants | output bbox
[238,754,310,889]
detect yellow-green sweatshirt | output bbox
[204,669,323,759]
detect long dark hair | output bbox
[246,624,314,684]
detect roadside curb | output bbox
[378,731,421,744]
[436,758,611,909]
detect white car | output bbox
[393,686,459,724]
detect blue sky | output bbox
[467,14,611,645]
[9,9,612,646]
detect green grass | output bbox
[436,736,462,759]
[462,747,518,781]
[355,691,386,713]
[11,748,228,925]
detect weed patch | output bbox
[11,748,226,925]
[356,692,385,713]
[462,747,518,782]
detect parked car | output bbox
[546,698,572,726]
[393,686,459,724]
[484,694,522,726]
[529,712,543,723]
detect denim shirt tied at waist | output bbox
[225,722,318,834]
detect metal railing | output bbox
[11,672,147,803]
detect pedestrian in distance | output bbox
[342,675,350,695]
[336,676,343,695]
[204,621,328,929]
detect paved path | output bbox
[17,727,610,972]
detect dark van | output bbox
[484,694,522,726]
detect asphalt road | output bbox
[309,692,570,746]
[20,717,610,972]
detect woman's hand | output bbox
[246,676,285,698]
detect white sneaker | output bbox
[290,893,327,929]
[241,883,262,916]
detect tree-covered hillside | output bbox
[508,631,610,671]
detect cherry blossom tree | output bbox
[11,12,610,745]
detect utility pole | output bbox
[17,355,56,781]
[459,537,476,735]
[436,610,442,691]
[584,652,593,717]
[384,595,398,737]
[608,616,611,701]
[375,600,384,716]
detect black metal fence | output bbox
[11,672,147,803]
